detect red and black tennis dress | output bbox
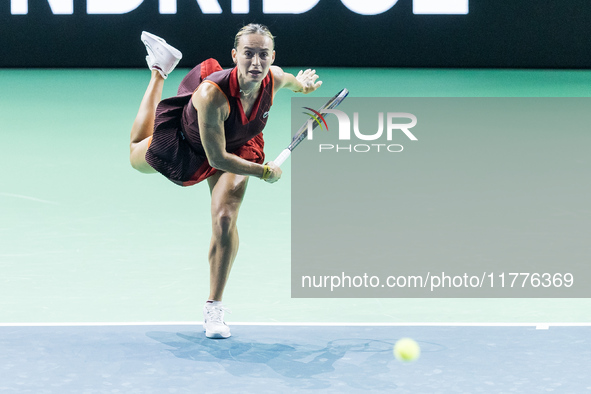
[146,58,273,186]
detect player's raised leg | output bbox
[129,32,182,173]
[130,70,164,173]
[203,171,249,339]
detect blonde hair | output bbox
[234,23,275,49]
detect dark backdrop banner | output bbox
[1,0,590,68]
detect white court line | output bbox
[0,322,589,328]
[0,192,59,205]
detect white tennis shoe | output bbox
[203,302,231,339]
[141,31,182,79]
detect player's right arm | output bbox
[192,83,281,182]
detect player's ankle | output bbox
[151,69,164,79]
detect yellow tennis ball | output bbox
[393,338,420,362]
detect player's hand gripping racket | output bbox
[273,88,349,166]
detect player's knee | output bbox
[213,210,237,236]
[130,155,145,172]
[130,146,156,173]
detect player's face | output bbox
[232,34,275,86]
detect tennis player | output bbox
[129,24,321,338]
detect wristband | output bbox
[262,165,272,181]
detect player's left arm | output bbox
[271,65,322,95]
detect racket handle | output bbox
[273,149,291,167]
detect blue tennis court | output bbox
[2,324,590,393]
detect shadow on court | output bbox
[146,330,420,390]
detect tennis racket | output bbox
[273,88,349,166]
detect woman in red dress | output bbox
[129,24,322,338]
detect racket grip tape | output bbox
[273,149,292,167]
